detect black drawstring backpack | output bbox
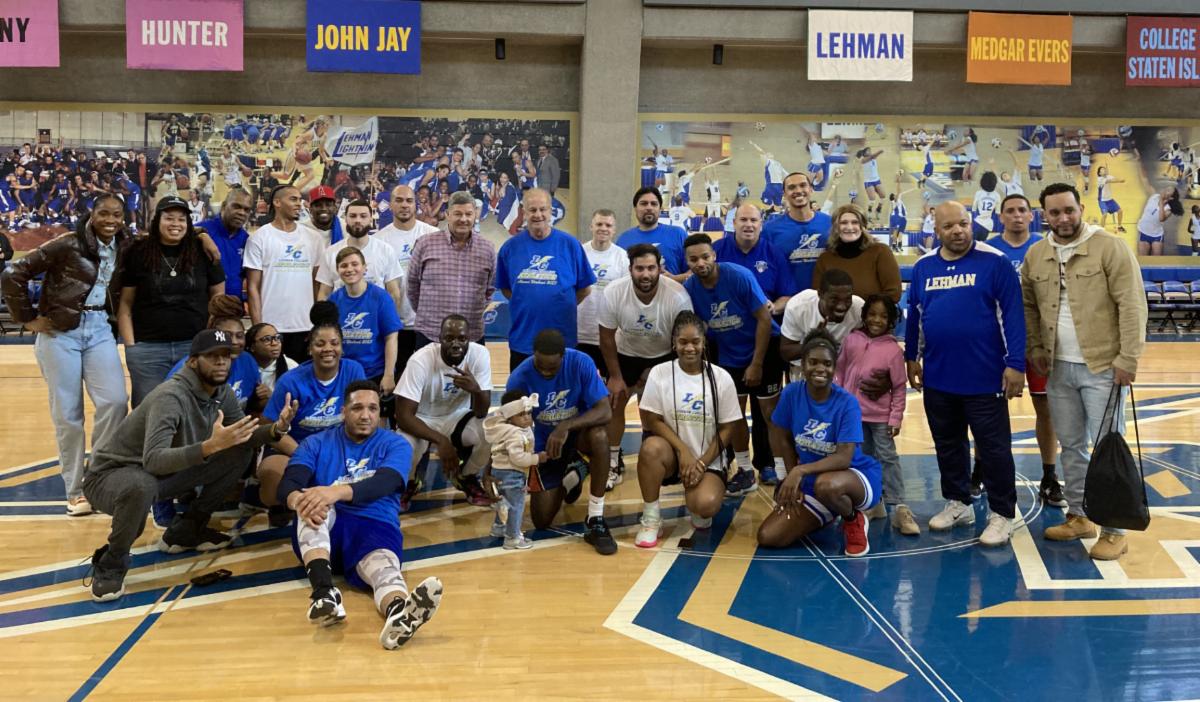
[1083,383,1149,531]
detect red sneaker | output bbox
[842,511,870,557]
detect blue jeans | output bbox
[125,340,190,407]
[1046,360,1126,535]
[491,468,528,540]
[862,422,904,505]
[33,311,128,499]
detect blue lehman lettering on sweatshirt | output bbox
[904,242,1025,395]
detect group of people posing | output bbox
[0,168,1148,648]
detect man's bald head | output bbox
[933,200,973,257]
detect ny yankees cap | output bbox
[190,328,235,357]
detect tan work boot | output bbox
[1089,533,1128,561]
[1044,514,1098,541]
[891,504,920,535]
[865,502,887,520]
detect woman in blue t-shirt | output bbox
[256,302,366,513]
[327,246,401,394]
[758,328,883,557]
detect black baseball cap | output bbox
[156,195,189,214]
[190,328,235,357]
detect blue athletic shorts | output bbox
[1098,199,1121,214]
[864,179,881,189]
[290,509,403,591]
[761,183,783,206]
[797,463,881,527]
[889,214,908,231]
[1139,231,1163,244]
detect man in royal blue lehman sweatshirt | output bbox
[905,201,1026,548]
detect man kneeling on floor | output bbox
[84,329,299,603]
[278,380,442,649]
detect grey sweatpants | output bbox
[82,445,252,557]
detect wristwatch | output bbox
[272,423,290,441]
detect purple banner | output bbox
[126,0,243,71]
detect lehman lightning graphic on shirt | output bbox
[674,392,711,425]
[536,389,578,425]
[787,234,823,265]
[341,311,374,344]
[794,419,835,454]
[707,300,743,332]
[299,396,344,431]
[516,255,559,285]
[332,457,376,486]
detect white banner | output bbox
[821,122,868,139]
[324,116,379,166]
[807,10,913,82]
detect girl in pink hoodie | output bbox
[835,295,917,535]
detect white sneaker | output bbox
[979,513,1014,547]
[635,518,663,548]
[606,467,623,491]
[928,500,975,531]
[66,496,94,517]
[503,533,534,550]
[489,522,505,539]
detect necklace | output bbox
[161,252,179,277]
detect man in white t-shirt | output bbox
[597,243,693,489]
[780,268,863,381]
[315,199,403,300]
[578,209,629,489]
[375,184,440,378]
[395,314,493,507]
[244,185,321,362]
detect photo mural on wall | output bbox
[0,107,575,253]
[639,117,1200,257]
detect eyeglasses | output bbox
[257,335,282,344]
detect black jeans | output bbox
[83,445,252,557]
[922,387,1017,518]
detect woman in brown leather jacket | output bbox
[0,193,130,516]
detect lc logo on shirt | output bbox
[441,378,463,395]
[310,397,340,418]
[333,457,376,486]
[788,234,822,262]
[795,419,835,454]
[538,390,578,424]
[516,255,559,285]
[680,392,705,412]
[343,312,369,329]
[634,314,655,332]
[230,380,243,398]
[708,300,743,331]
[282,244,305,261]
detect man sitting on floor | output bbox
[278,380,443,649]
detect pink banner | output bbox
[126,0,243,71]
[0,0,60,68]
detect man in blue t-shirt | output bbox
[278,380,443,649]
[905,201,1026,548]
[988,194,1065,509]
[762,172,832,292]
[506,329,616,556]
[683,234,788,495]
[616,186,689,281]
[197,188,253,299]
[495,188,596,371]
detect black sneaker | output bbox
[83,546,128,603]
[307,586,346,627]
[157,520,233,554]
[970,464,984,498]
[562,459,587,505]
[584,516,618,555]
[379,576,443,650]
[725,468,757,497]
[268,505,294,528]
[1040,477,1068,508]
[400,475,424,513]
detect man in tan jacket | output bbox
[1021,183,1147,561]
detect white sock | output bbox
[643,500,661,523]
[588,494,604,520]
[562,468,580,493]
[735,450,752,473]
[609,447,621,470]
[774,457,786,474]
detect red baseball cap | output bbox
[308,185,336,203]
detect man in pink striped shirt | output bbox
[407,191,496,346]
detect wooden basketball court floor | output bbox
[1,341,1199,701]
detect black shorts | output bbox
[526,431,582,493]
[509,349,530,374]
[618,352,673,392]
[661,459,728,487]
[576,342,609,379]
[366,373,398,422]
[722,335,784,399]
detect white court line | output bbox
[603,530,835,701]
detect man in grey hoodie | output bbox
[82,328,299,603]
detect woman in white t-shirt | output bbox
[635,311,743,549]
[1136,186,1182,256]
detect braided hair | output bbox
[670,311,728,468]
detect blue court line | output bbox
[0,460,60,480]
[67,584,185,702]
